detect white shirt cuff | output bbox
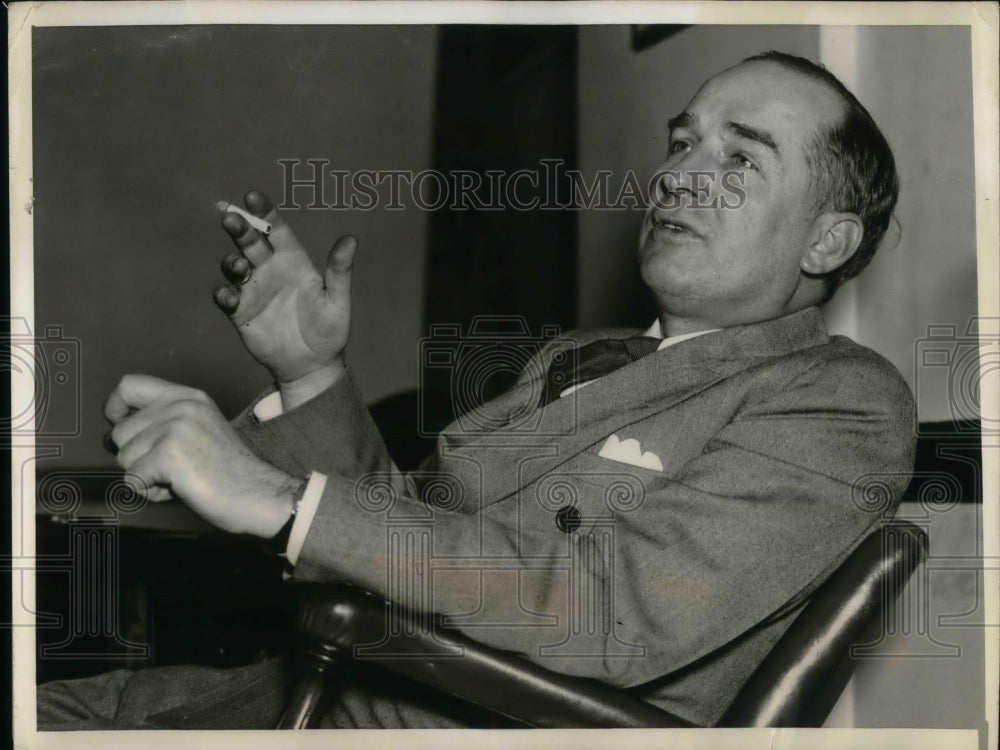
[285,471,327,566]
[253,391,285,422]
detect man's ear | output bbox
[800,212,864,275]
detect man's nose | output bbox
[654,152,715,206]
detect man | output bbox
[38,51,914,729]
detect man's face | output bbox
[637,61,845,326]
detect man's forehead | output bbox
[681,61,844,147]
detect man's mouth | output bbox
[650,213,699,236]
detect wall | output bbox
[821,26,978,423]
[32,25,437,468]
[816,26,983,735]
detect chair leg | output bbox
[276,646,345,729]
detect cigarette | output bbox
[216,200,272,235]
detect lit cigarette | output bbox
[216,200,272,235]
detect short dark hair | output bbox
[742,51,899,299]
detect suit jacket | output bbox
[234,306,916,727]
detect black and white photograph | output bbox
[8,2,999,749]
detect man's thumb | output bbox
[324,235,358,297]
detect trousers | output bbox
[38,657,294,730]
[36,655,508,730]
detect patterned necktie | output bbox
[540,335,661,407]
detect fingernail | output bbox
[103,432,119,455]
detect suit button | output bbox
[555,506,581,533]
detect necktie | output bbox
[540,335,661,407]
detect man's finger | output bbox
[124,468,172,503]
[220,252,253,285]
[110,399,199,457]
[221,212,272,267]
[115,417,178,474]
[245,189,298,248]
[104,375,207,424]
[324,235,358,300]
[213,283,241,314]
[126,453,171,502]
[146,487,173,503]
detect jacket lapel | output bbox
[432,307,829,509]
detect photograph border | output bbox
[9,3,998,750]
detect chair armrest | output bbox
[719,521,929,727]
[288,583,694,729]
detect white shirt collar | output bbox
[644,319,720,351]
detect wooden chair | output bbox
[277,520,927,729]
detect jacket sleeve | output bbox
[289,351,917,688]
[230,370,394,481]
[229,336,564,480]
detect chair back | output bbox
[719,521,927,727]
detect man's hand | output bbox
[214,189,356,408]
[105,374,304,538]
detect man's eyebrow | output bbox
[725,121,780,155]
[666,112,694,132]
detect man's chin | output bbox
[639,235,694,272]
[638,251,687,296]
[639,243,721,301]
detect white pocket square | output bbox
[598,434,664,472]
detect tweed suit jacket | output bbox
[234,306,916,726]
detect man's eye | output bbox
[732,153,757,171]
[668,140,690,156]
